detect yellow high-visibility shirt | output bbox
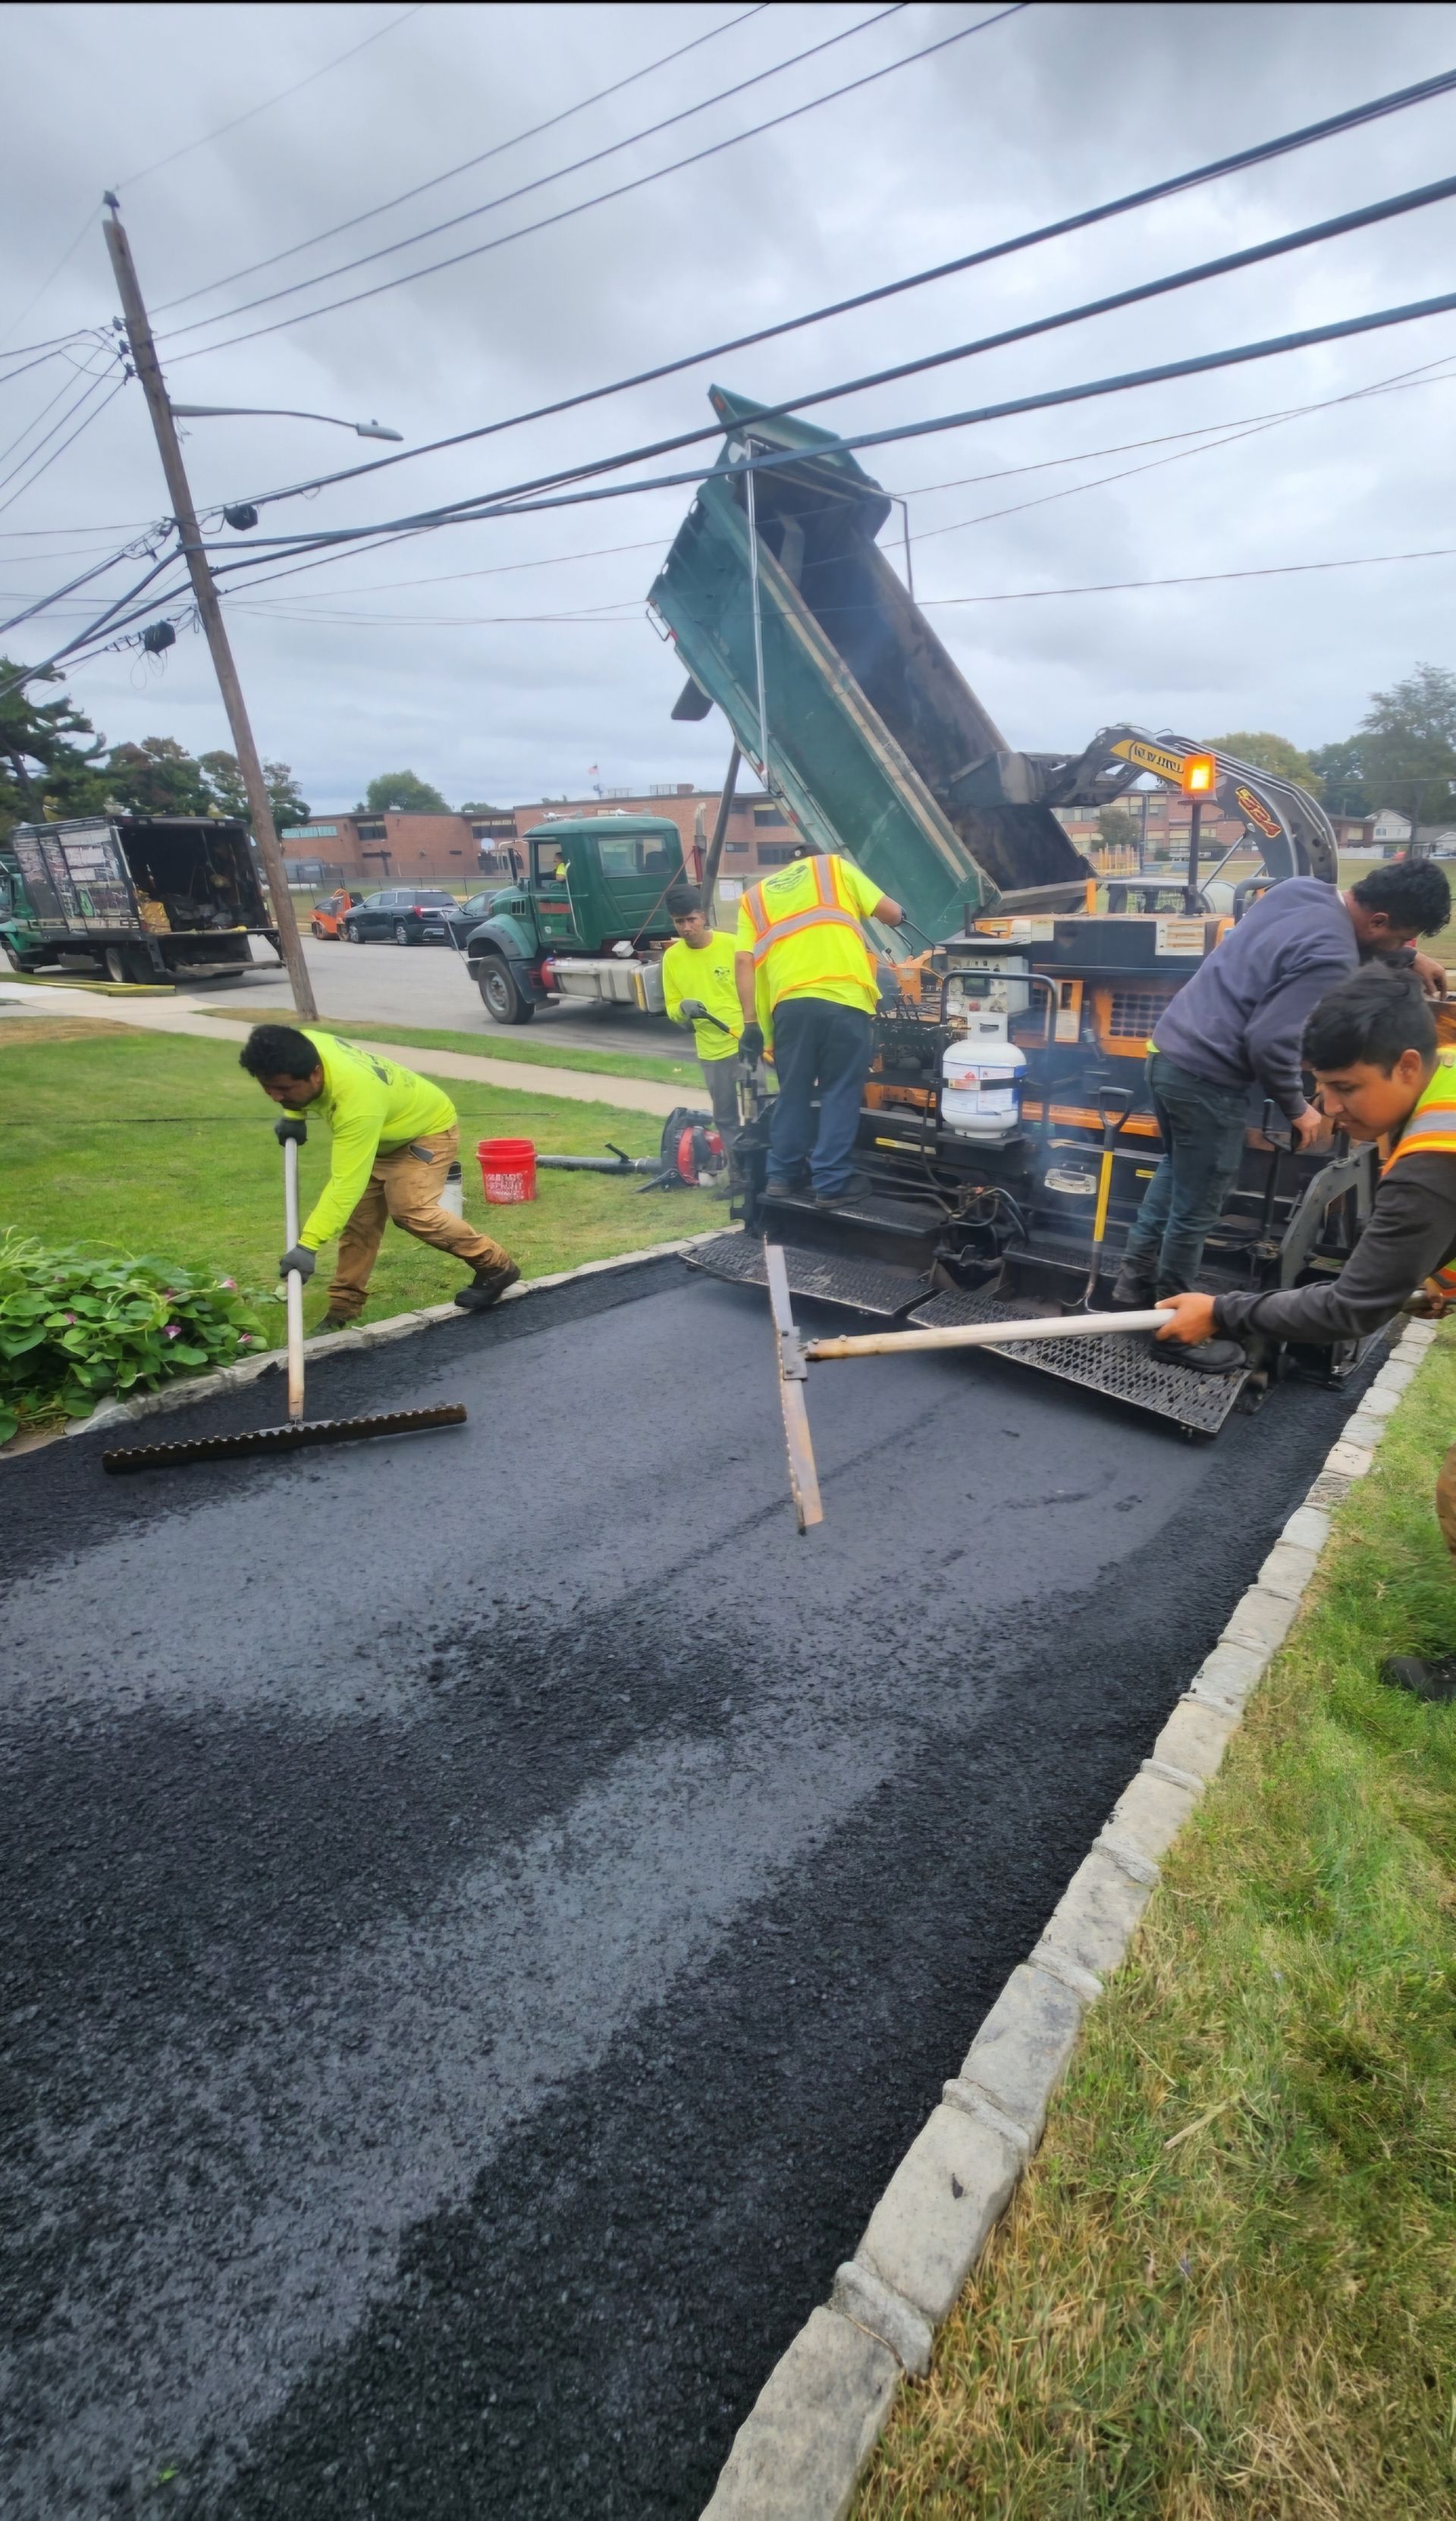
[297,1029,457,1249]
[735,852,884,1019]
[661,930,742,1060]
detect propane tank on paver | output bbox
[941,1011,1025,1144]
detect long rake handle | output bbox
[805,1308,1169,1361]
[283,1136,306,1421]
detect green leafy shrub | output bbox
[0,1232,268,1443]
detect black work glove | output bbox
[739,1022,764,1064]
[279,1245,316,1282]
[273,1114,308,1144]
[678,997,706,1020]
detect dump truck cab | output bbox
[463,812,689,1023]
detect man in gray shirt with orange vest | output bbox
[1114,857,1450,1367]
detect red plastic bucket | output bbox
[478,1137,537,1203]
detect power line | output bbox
[159,2,906,338]
[114,4,427,189]
[0,356,108,476]
[225,350,1456,614]
[193,184,1456,566]
[153,2,772,314]
[224,543,1456,627]
[0,212,103,356]
[925,544,1456,609]
[202,61,1456,520]
[0,369,122,516]
[164,5,1024,363]
[220,281,1456,563]
[16,268,1456,690]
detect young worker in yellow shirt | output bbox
[239,1022,518,1329]
[734,837,902,1205]
[662,886,742,1187]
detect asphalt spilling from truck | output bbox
[1,1255,1367,2516]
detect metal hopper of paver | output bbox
[649,386,1377,1439]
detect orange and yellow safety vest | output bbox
[1382,1052,1456,1301]
[735,851,885,1022]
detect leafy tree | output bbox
[0,659,107,837]
[459,798,507,815]
[102,736,209,817]
[356,770,450,815]
[1207,730,1319,793]
[1307,736,1373,818]
[1096,804,1141,849]
[198,749,309,828]
[1354,664,1456,827]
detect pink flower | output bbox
[218,1277,236,1291]
[238,1333,255,1345]
[64,1311,77,1323]
[163,1323,180,1339]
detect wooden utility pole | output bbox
[102,195,316,1020]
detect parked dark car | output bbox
[440,890,508,950]
[340,888,460,945]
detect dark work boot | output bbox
[814,1169,873,1209]
[1109,1264,1156,1311]
[454,1260,521,1312]
[1379,1654,1456,1703]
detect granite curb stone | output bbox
[698,1322,1439,2516]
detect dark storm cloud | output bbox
[3,0,1455,805]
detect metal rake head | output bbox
[101,1403,467,1474]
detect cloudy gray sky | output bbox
[3,0,1455,813]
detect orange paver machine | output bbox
[652,388,1375,1435]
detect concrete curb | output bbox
[2,1230,730,1458]
[699,1322,1439,2518]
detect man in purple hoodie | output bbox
[1112,858,1450,1368]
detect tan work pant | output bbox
[1436,1443,1456,1558]
[327,1126,511,1322]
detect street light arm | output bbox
[171,404,403,441]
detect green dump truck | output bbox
[463,812,690,1024]
[2,813,281,983]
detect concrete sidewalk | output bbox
[0,980,686,1117]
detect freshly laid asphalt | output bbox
[1,1255,1368,2516]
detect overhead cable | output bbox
[153,2,772,312]
[164,5,1024,362]
[114,3,427,190]
[203,282,1456,564]
[226,544,1456,629]
[0,372,125,520]
[198,180,1456,558]
[227,350,1456,615]
[211,60,1456,517]
[159,2,906,337]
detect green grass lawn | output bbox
[858,1334,1456,2520]
[201,1006,700,1090]
[1,1020,718,1341]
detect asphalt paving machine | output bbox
[649,388,1377,1440]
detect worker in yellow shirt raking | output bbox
[238,1023,518,1329]
[661,884,742,1194]
[735,837,902,1207]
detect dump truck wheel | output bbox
[104,946,151,984]
[478,956,534,1024]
